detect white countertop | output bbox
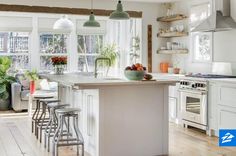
[209,78,236,84]
[151,73,184,81]
[40,73,178,87]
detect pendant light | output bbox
[53,15,74,32]
[109,0,130,20]
[83,0,100,27]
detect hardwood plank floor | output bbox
[0,115,235,156]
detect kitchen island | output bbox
[41,73,177,156]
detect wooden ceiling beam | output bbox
[0,4,142,18]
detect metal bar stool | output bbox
[44,103,70,152]
[53,108,84,156]
[36,98,61,143]
[32,96,54,134]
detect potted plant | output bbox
[0,57,16,110]
[51,56,67,75]
[25,69,39,94]
[99,44,119,66]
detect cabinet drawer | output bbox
[220,86,236,108]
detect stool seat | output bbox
[47,103,70,109]
[40,99,60,103]
[34,96,54,99]
[56,108,81,114]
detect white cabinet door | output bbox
[217,84,236,136]
[218,106,236,129]
[169,97,177,123]
[81,90,99,156]
[208,83,218,131]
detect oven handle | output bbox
[178,89,207,95]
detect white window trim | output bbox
[39,33,69,71]
[0,32,31,69]
[191,32,213,63]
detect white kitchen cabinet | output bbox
[70,89,99,156]
[218,106,236,129]
[208,82,219,136]
[169,97,177,122]
[168,83,180,124]
[208,81,236,137]
[218,84,236,131]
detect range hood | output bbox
[192,0,236,32]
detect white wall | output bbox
[170,0,213,74]
[171,0,236,75]
[0,0,168,71]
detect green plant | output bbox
[0,57,15,100]
[25,69,39,81]
[99,44,119,66]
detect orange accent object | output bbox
[30,81,36,94]
[160,63,169,73]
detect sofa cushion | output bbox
[16,74,30,90]
[20,90,30,101]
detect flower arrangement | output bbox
[51,56,67,66]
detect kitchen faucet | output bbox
[94,57,111,78]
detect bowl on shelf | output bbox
[124,70,145,81]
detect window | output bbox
[77,35,104,72]
[0,32,30,69]
[192,32,212,62]
[190,2,212,62]
[40,33,68,71]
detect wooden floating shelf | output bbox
[157,49,188,54]
[157,14,187,22]
[157,32,188,38]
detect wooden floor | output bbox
[0,115,235,156]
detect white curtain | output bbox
[105,19,141,77]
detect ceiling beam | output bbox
[0,4,142,18]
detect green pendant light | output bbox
[83,0,100,27]
[110,0,130,20]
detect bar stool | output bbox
[36,98,61,143]
[32,96,54,134]
[44,103,70,152]
[53,108,84,156]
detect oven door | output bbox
[180,90,207,125]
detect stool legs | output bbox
[73,115,84,156]
[53,113,84,156]
[32,99,40,133]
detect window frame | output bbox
[192,32,213,63]
[190,1,213,63]
[39,32,69,71]
[0,31,31,69]
[77,33,105,72]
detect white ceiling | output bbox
[123,0,185,3]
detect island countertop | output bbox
[40,72,175,156]
[40,73,177,87]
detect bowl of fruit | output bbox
[124,63,147,80]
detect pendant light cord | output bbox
[91,0,94,14]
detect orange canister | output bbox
[160,63,169,73]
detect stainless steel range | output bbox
[179,78,208,130]
[180,74,236,130]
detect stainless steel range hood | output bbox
[192,0,236,32]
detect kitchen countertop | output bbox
[40,73,178,87]
[209,78,236,84]
[151,73,184,81]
